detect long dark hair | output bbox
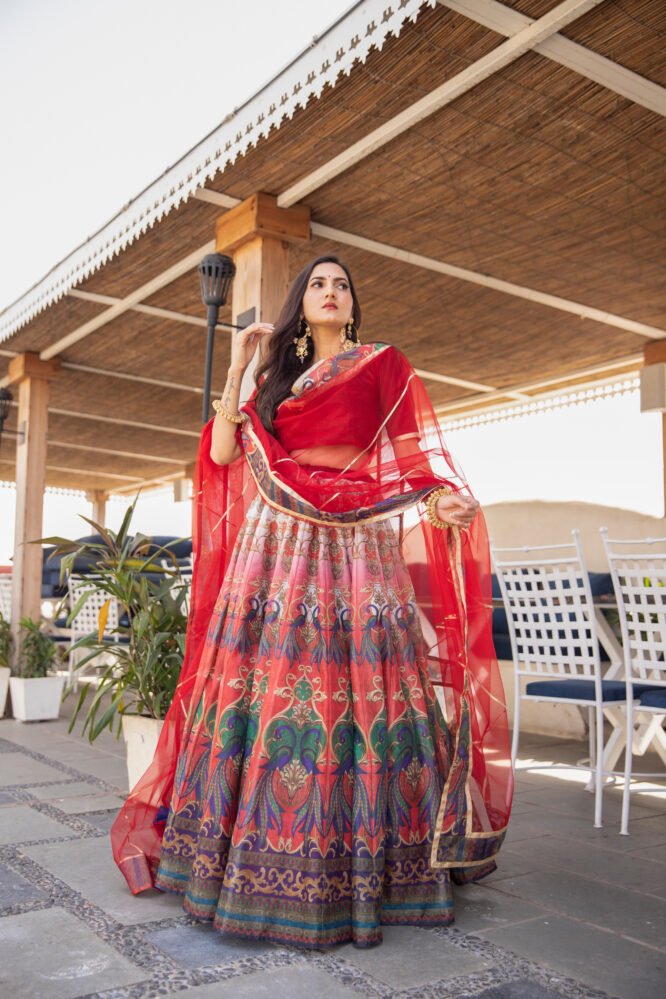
[254,255,362,431]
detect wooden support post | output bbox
[86,490,107,528]
[215,193,310,401]
[641,340,666,516]
[7,353,60,653]
[663,412,666,519]
[173,463,196,504]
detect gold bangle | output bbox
[425,485,457,530]
[212,399,245,423]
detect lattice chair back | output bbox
[68,576,120,636]
[490,529,609,828]
[600,529,666,834]
[600,529,666,691]
[66,575,120,688]
[490,528,601,686]
[0,576,12,623]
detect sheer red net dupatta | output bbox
[110,420,256,894]
[111,340,512,893]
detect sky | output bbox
[0,0,355,307]
[0,0,662,565]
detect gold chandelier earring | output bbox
[340,318,359,352]
[293,318,312,364]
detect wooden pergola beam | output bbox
[4,397,200,437]
[277,0,604,207]
[201,191,666,341]
[438,0,666,118]
[49,439,186,465]
[0,458,141,484]
[68,288,239,334]
[39,242,216,361]
[437,353,643,413]
[310,222,666,341]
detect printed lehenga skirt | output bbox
[155,493,458,948]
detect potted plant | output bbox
[37,498,189,788]
[0,613,11,716]
[9,617,66,722]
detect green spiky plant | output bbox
[0,613,11,670]
[34,497,190,742]
[17,617,57,678]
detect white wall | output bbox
[483,500,666,572]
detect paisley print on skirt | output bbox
[155,494,459,948]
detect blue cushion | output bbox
[40,533,193,598]
[525,679,659,702]
[143,536,192,559]
[639,688,666,709]
[490,570,615,664]
[491,571,613,600]
[588,571,613,597]
[492,607,508,634]
[493,634,513,661]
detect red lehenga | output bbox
[111,341,513,948]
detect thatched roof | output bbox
[1,0,664,493]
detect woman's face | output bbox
[301,262,353,329]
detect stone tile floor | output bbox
[0,700,665,999]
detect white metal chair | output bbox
[66,575,121,689]
[490,529,626,829]
[0,575,11,622]
[600,528,666,834]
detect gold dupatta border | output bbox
[242,423,433,528]
[284,340,390,402]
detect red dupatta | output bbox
[111,341,512,893]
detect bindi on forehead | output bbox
[310,273,346,281]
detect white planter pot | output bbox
[122,714,164,791]
[9,675,66,722]
[0,666,9,717]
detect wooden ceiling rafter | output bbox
[438,0,666,118]
[62,361,223,398]
[0,0,663,497]
[277,0,606,207]
[0,458,142,484]
[439,368,641,425]
[110,468,191,496]
[38,242,217,362]
[437,353,643,415]
[69,287,239,335]
[48,439,186,466]
[310,221,666,340]
[1,344,224,398]
[33,403,199,438]
[0,0,653,405]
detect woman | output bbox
[111,255,513,949]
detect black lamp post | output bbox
[0,387,24,445]
[198,253,236,424]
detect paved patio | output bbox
[0,698,665,999]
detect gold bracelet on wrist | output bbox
[212,399,245,423]
[425,485,457,530]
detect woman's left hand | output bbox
[434,492,480,529]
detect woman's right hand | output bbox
[434,492,480,529]
[229,322,275,372]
